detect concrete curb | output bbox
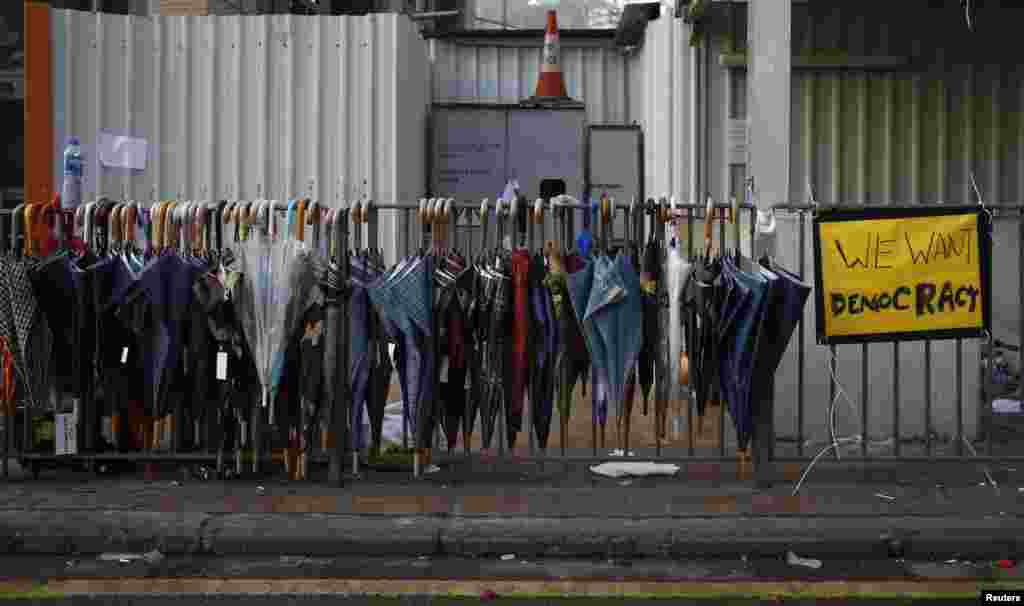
[1,511,1021,561]
[0,510,209,555]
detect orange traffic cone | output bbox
[533,10,570,100]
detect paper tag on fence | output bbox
[216,351,229,381]
[55,413,77,456]
[439,356,450,383]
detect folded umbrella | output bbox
[528,253,554,451]
[481,260,512,451]
[567,258,611,440]
[638,240,661,416]
[461,263,486,451]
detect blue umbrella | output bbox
[616,252,645,418]
[566,259,610,433]
[583,254,643,427]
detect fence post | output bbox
[329,206,351,486]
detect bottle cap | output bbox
[66,137,80,146]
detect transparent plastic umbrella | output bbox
[235,210,318,471]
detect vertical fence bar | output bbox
[686,205,695,459]
[685,207,694,459]
[718,207,726,457]
[798,210,806,458]
[1012,204,1024,459]
[750,205,774,486]
[829,344,837,460]
[656,201,666,458]
[527,203,536,460]
[956,338,963,456]
[497,205,507,462]
[402,209,409,451]
[984,333,992,457]
[893,342,901,457]
[733,203,741,256]
[860,340,869,459]
[925,340,932,457]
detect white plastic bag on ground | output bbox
[589,462,680,478]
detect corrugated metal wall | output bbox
[786,3,1024,207]
[430,38,634,125]
[724,2,1024,447]
[51,9,429,233]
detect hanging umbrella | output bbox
[4,257,52,413]
[435,253,471,452]
[508,249,531,450]
[460,263,485,452]
[348,254,382,456]
[546,251,589,451]
[413,255,437,451]
[585,255,640,425]
[236,211,316,472]
[615,253,645,449]
[368,256,434,450]
[477,260,510,451]
[638,241,660,416]
[366,321,394,457]
[528,253,554,451]
[369,257,413,440]
[566,259,608,439]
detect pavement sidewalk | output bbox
[0,458,1021,562]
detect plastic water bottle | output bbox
[61,137,83,210]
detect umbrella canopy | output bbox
[638,241,661,415]
[580,254,643,425]
[528,253,556,450]
[461,264,486,450]
[348,254,383,452]
[236,224,316,429]
[567,259,611,429]
[367,255,435,450]
[479,260,512,451]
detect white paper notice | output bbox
[56,413,78,456]
[216,351,228,381]
[98,132,148,171]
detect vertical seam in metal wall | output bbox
[881,69,890,205]
[392,14,399,234]
[339,17,348,206]
[802,72,813,205]
[703,30,710,202]
[676,19,687,202]
[909,40,921,204]
[366,16,375,202]
[829,71,839,205]
[152,15,161,201]
[857,71,867,204]
[964,64,973,206]
[990,65,1000,204]
[124,15,134,201]
[936,47,947,205]
[91,11,103,201]
[722,37,731,202]
[1019,62,1024,203]
[622,49,629,125]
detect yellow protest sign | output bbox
[813,207,991,344]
